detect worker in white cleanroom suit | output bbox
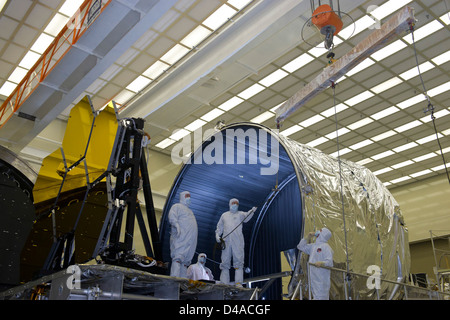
[169,191,198,278]
[187,253,214,281]
[215,198,257,286]
[297,227,334,300]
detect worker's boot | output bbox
[220,269,230,284]
[170,260,181,277]
[235,268,244,287]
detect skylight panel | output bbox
[399,62,434,81]
[156,138,176,149]
[280,125,302,137]
[30,33,55,54]
[0,81,16,96]
[299,114,325,128]
[369,0,413,20]
[181,25,212,48]
[410,169,432,178]
[44,13,70,36]
[372,130,396,142]
[142,61,170,79]
[227,0,252,10]
[371,150,394,160]
[413,153,436,162]
[320,103,348,117]
[250,111,274,124]
[217,96,244,111]
[403,20,444,44]
[395,120,421,133]
[126,76,152,93]
[371,77,402,94]
[344,90,374,106]
[238,83,265,99]
[282,53,314,73]
[185,119,206,132]
[306,137,328,147]
[8,67,28,83]
[203,4,237,30]
[347,118,374,130]
[428,81,450,97]
[18,51,41,69]
[393,142,418,153]
[259,69,289,87]
[371,106,400,120]
[397,94,426,109]
[59,0,84,17]
[345,58,375,77]
[389,176,411,184]
[169,129,191,141]
[161,44,190,65]
[432,49,450,65]
[201,109,224,122]
[349,139,373,150]
[373,167,393,176]
[371,40,407,61]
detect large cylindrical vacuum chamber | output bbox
[159,122,410,299]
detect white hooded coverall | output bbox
[297,227,334,300]
[215,198,256,285]
[187,253,214,281]
[169,191,198,278]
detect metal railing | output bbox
[290,263,450,300]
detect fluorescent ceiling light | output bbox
[227,0,252,10]
[373,167,393,176]
[113,89,135,105]
[306,137,328,147]
[259,69,289,87]
[126,76,152,92]
[346,58,375,77]
[299,114,324,128]
[420,109,450,123]
[416,133,443,145]
[308,44,328,58]
[0,0,7,13]
[371,77,402,94]
[371,150,394,160]
[218,96,243,111]
[432,162,450,172]
[440,12,450,25]
[30,33,54,54]
[320,103,348,117]
[280,125,302,137]
[428,80,450,97]
[371,39,407,61]
[390,176,411,184]
[395,120,421,133]
[282,53,315,73]
[357,158,373,166]
[372,130,396,142]
[371,106,400,120]
[393,142,418,153]
[404,20,444,44]
[432,49,450,65]
[19,51,41,69]
[238,83,265,99]
[339,15,378,40]
[345,90,374,106]
[8,67,28,84]
[0,81,16,96]
[181,25,212,48]
[330,148,351,158]
[156,138,176,149]
[325,128,350,140]
[397,94,426,109]
[161,44,190,65]
[369,0,413,20]
[201,108,224,122]
[251,111,274,124]
[399,62,434,81]
[350,139,373,150]
[392,160,414,169]
[348,118,374,130]
[203,4,236,30]
[44,13,70,36]
[270,101,285,113]
[59,0,84,17]
[185,119,206,132]
[143,61,169,79]
[413,153,436,162]
[169,129,191,141]
[410,169,432,178]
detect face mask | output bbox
[230,204,239,212]
[199,256,206,264]
[185,197,191,206]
